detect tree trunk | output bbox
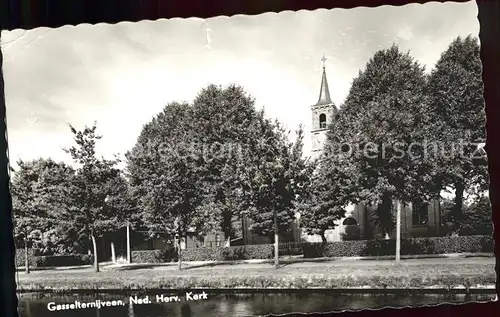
[126,222,131,264]
[24,239,30,274]
[91,235,99,273]
[274,212,279,269]
[177,237,182,271]
[222,208,234,244]
[395,200,401,265]
[320,231,327,243]
[454,182,465,234]
[377,193,393,238]
[111,242,116,263]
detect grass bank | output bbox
[16,258,495,293]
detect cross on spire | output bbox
[321,54,327,69]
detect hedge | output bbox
[34,254,94,267]
[183,244,274,261]
[15,250,93,268]
[132,250,178,263]
[130,235,493,263]
[131,244,274,263]
[302,235,494,258]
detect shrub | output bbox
[34,254,93,267]
[302,235,493,258]
[15,248,36,267]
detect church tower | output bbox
[311,56,337,156]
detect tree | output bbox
[325,45,432,238]
[127,85,313,269]
[188,84,281,241]
[11,159,76,258]
[299,151,356,242]
[460,195,492,235]
[441,195,492,236]
[62,123,129,272]
[237,123,313,267]
[126,102,210,270]
[426,35,487,232]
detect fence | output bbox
[278,241,305,256]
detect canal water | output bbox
[18,292,496,317]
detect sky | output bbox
[2,1,479,170]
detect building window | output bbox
[342,217,358,226]
[319,114,327,129]
[412,201,428,226]
[215,234,220,247]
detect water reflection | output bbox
[18,292,496,317]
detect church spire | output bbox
[316,55,333,106]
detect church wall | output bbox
[403,199,441,237]
[401,203,411,238]
[352,204,365,239]
[242,216,300,245]
[311,111,319,132]
[299,199,443,243]
[376,199,441,239]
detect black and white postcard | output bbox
[2,1,495,316]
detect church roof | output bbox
[316,65,333,106]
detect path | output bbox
[17,256,494,276]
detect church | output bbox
[128,59,443,253]
[299,58,442,242]
[185,58,443,247]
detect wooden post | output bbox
[274,211,279,269]
[24,239,30,274]
[177,237,182,271]
[396,200,401,265]
[126,222,131,264]
[111,242,116,263]
[91,235,99,273]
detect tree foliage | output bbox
[441,195,492,236]
[324,45,430,237]
[127,84,314,246]
[126,102,210,242]
[298,149,356,242]
[11,158,75,255]
[426,35,487,229]
[188,85,280,239]
[239,123,314,240]
[61,124,130,261]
